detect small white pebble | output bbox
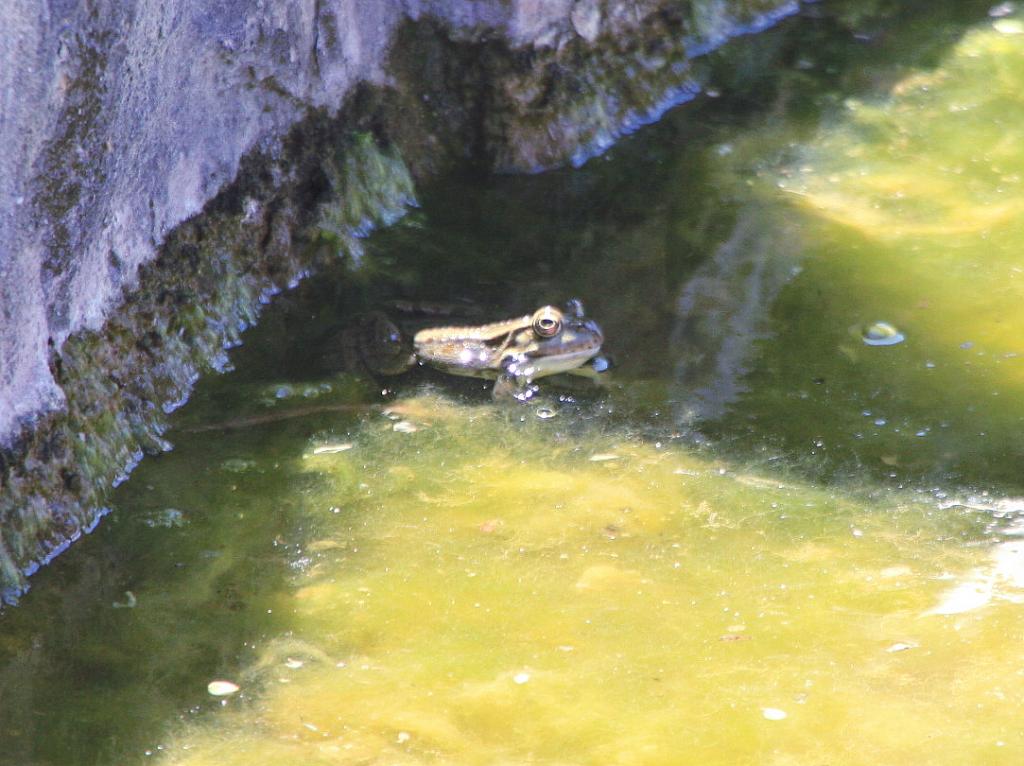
[397,731,411,744]
[393,421,418,433]
[513,672,531,684]
[112,590,137,609]
[762,707,788,721]
[589,453,620,462]
[885,642,918,653]
[207,680,240,697]
[285,658,305,669]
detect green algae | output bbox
[138,395,1018,766]
[316,132,418,247]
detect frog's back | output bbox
[412,337,506,377]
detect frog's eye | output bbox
[532,306,563,338]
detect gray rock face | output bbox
[2,0,400,439]
[0,1,502,436]
[0,0,796,594]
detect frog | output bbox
[413,299,608,400]
[323,299,608,400]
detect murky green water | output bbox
[8,2,1024,764]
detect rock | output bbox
[571,0,603,42]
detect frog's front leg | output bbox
[493,355,539,401]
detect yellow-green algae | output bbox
[778,11,1024,366]
[692,10,1024,489]
[156,394,1024,766]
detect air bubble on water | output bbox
[535,406,557,420]
[861,321,905,346]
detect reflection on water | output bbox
[7,1,1024,764]
[669,206,802,422]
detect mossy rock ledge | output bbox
[0,0,796,600]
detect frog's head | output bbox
[516,299,604,378]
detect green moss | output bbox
[316,131,417,253]
[0,112,421,600]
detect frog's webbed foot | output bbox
[493,356,538,401]
[492,375,539,401]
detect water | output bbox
[6,1,1024,764]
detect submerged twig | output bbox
[180,403,378,433]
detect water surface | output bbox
[5,2,1024,764]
